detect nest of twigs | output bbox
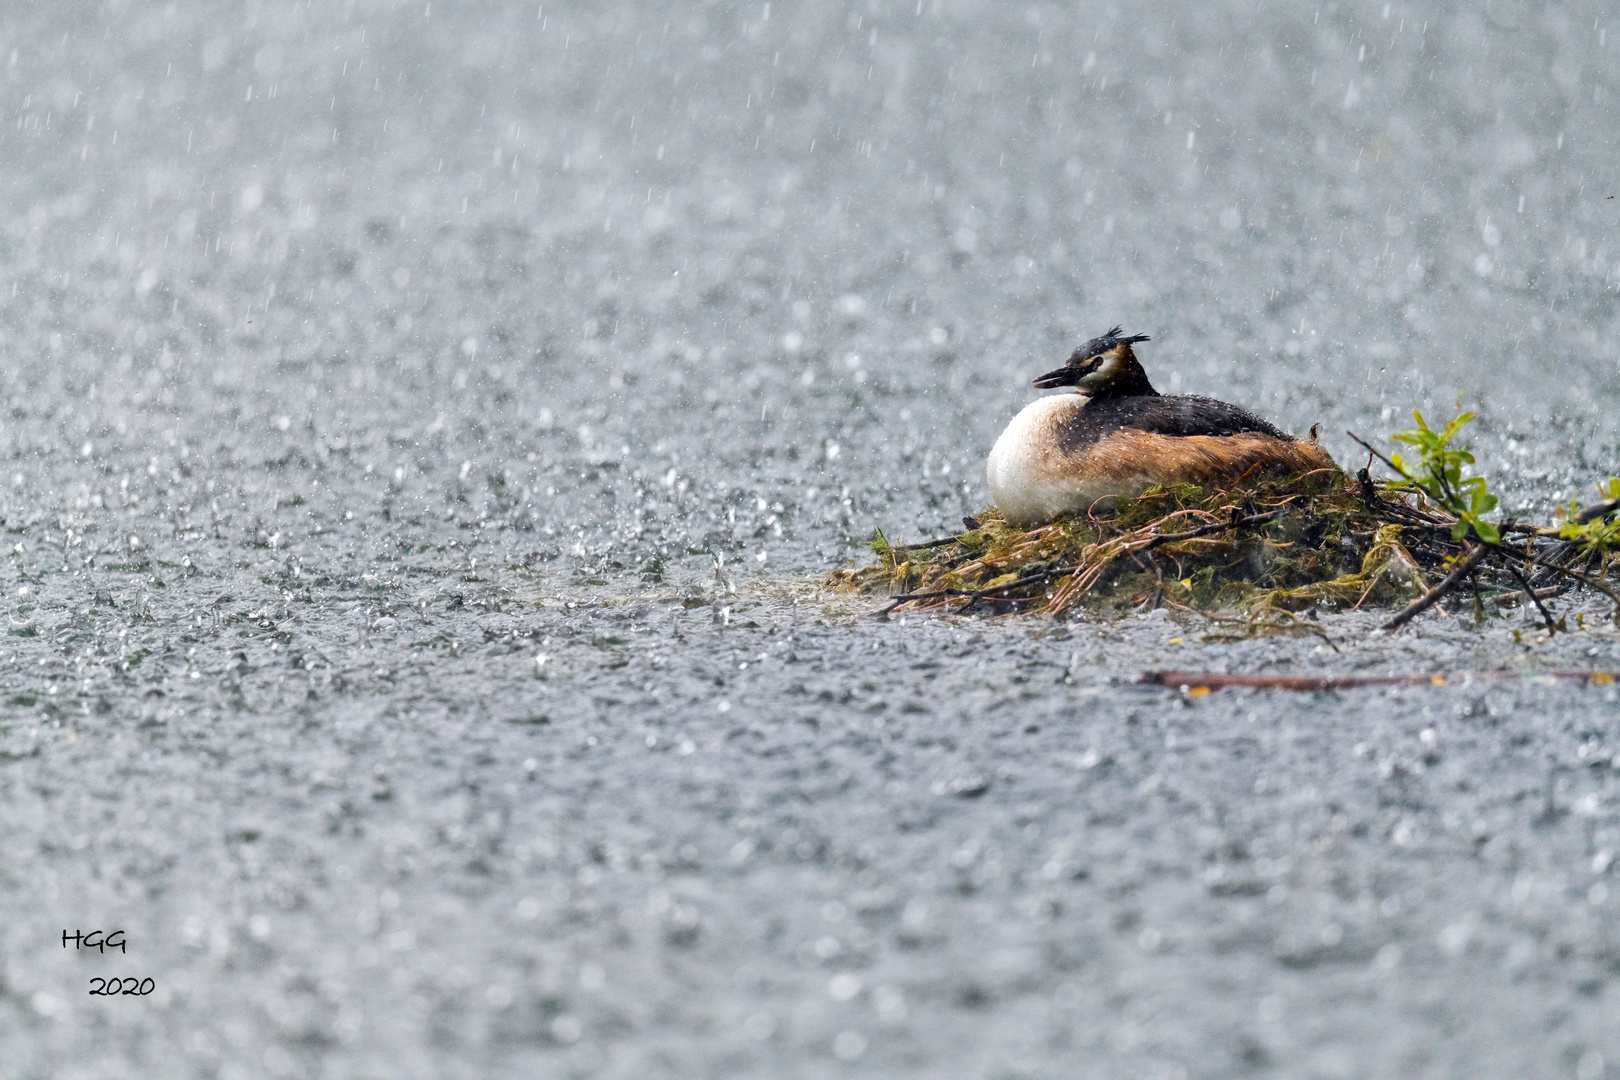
[828,467,1620,631]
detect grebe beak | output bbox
[1032,366,1081,389]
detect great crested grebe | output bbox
[986,328,1338,527]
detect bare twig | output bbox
[878,564,1076,610]
[1346,431,1402,475]
[1141,669,1619,692]
[1140,508,1288,551]
[1492,584,1565,605]
[1349,461,1455,532]
[1344,433,1477,535]
[1515,549,1620,616]
[1209,610,1342,652]
[1501,560,1559,633]
[1524,499,1620,581]
[1381,543,1489,632]
[890,536,962,553]
[1576,497,1620,524]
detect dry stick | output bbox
[1127,550,1167,612]
[1140,507,1288,551]
[1500,559,1560,633]
[1381,542,1490,631]
[890,536,960,552]
[1488,584,1567,608]
[1525,500,1620,583]
[874,565,1074,617]
[1516,549,1620,614]
[1344,438,1456,531]
[1217,610,1341,653]
[1345,430,1402,476]
[1341,433,1470,527]
[1576,497,1620,524]
[1483,537,1561,628]
[880,565,1077,611]
[1467,566,1488,624]
[1140,669,1619,692]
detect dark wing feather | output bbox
[1058,394,1292,455]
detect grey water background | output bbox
[3,1,1620,1077]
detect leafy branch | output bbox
[1555,478,1620,557]
[1386,410,1500,544]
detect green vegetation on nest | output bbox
[1387,410,1499,544]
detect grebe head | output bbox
[1032,327,1157,398]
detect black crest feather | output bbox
[1071,327,1151,362]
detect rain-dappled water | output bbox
[4,2,1620,1077]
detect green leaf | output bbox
[1440,412,1476,440]
[1474,521,1500,545]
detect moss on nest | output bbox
[831,472,1430,616]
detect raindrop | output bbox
[873,985,907,1022]
[828,973,862,1001]
[832,1031,868,1060]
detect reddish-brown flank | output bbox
[1077,430,1338,491]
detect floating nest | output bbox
[828,468,1620,628]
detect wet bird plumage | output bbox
[987,329,1338,526]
